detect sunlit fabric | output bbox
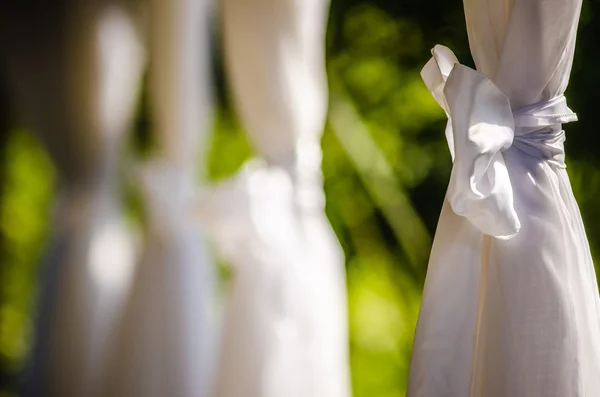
[408,1,600,396]
[208,0,351,396]
[99,0,217,396]
[0,3,143,396]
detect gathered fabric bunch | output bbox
[408,1,600,396]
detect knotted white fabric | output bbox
[98,0,217,396]
[199,162,316,397]
[205,158,349,397]
[408,1,600,396]
[210,0,351,396]
[100,164,216,397]
[422,45,577,239]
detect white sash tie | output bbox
[422,45,577,239]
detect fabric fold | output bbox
[423,45,519,239]
[422,45,578,239]
[409,1,600,396]
[215,0,350,395]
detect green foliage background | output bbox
[0,1,600,396]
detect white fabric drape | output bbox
[408,1,600,396]
[0,3,143,396]
[100,0,217,396]
[204,0,351,396]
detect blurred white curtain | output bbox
[99,0,217,396]
[0,2,144,396]
[408,1,600,396]
[202,1,351,396]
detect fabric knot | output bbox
[512,95,576,168]
[196,160,302,267]
[422,45,577,239]
[195,161,304,338]
[137,161,198,237]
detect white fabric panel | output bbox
[99,0,217,396]
[408,1,600,396]
[208,0,351,396]
[0,3,144,396]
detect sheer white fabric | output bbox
[205,0,351,396]
[408,1,600,396]
[99,0,217,396]
[0,3,143,396]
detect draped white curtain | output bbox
[0,3,143,396]
[100,0,217,396]
[202,0,351,396]
[408,1,600,396]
